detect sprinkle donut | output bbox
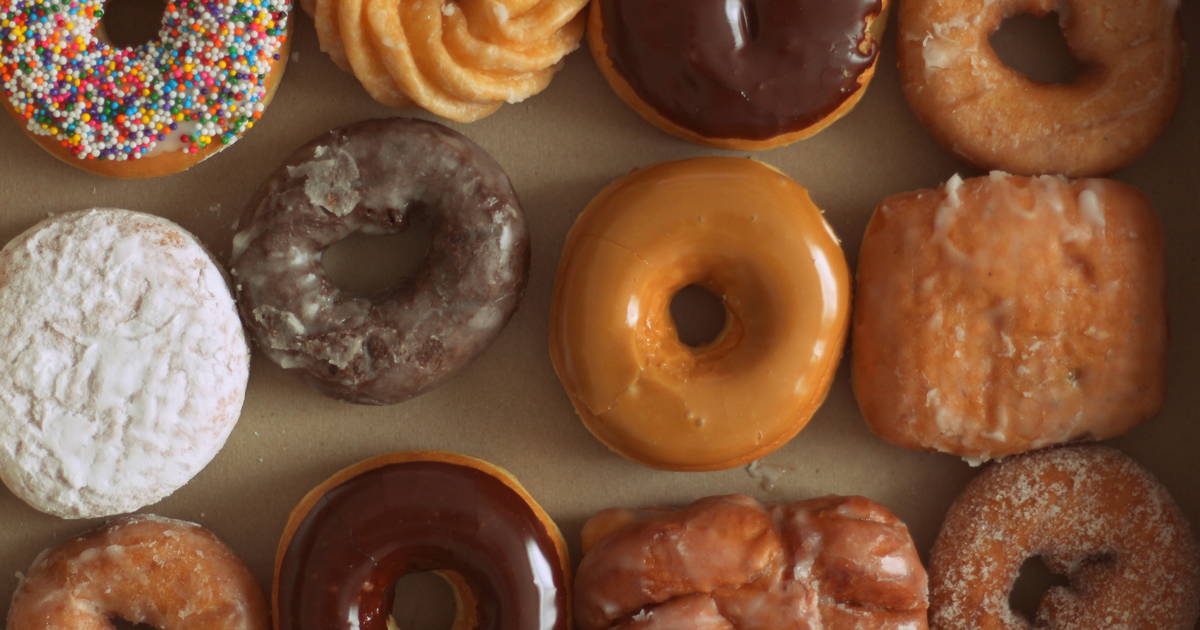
[929,446,1200,629]
[0,0,290,177]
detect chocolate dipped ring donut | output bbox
[588,0,889,150]
[231,118,530,405]
[274,451,570,630]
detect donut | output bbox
[588,0,889,150]
[0,209,249,518]
[0,0,290,177]
[230,118,529,405]
[8,515,269,630]
[853,173,1165,462]
[302,0,588,121]
[274,451,570,629]
[549,157,850,470]
[898,0,1183,176]
[575,494,928,629]
[929,445,1200,629]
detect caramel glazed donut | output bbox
[576,494,929,629]
[231,118,529,404]
[0,0,290,177]
[8,515,270,630]
[898,0,1183,176]
[274,452,571,630]
[929,446,1200,629]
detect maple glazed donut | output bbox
[8,515,270,630]
[550,158,850,471]
[588,0,889,150]
[231,118,529,405]
[0,0,290,177]
[929,446,1200,629]
[853,173,1165,462]
[898,0,1183,176]
[576,494,929,629]
[274,451,570,630]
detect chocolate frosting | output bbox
[600,0,883,140]
[276,460,568,630]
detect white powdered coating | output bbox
[929,446,1200,629]
[0,209,249,519]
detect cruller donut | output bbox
[274,451,571,630]
[550,158,850,471]
[0,0,290,177]
[898,0,1183,176]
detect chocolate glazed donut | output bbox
[231,118,530,404]
[274,452,571,630]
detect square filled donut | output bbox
[852,173,1166,462]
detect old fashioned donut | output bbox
[576,494,928,629]
[274,451,570,630]
[550,158,850,471]
[853,173,1165,462]
[8,514,269,630]
[929,445,1200,629]
[898,0,1183,176]
[0,209,250,518]
[231,118,529,405]
[588,0,889,150]
[0,0,290,177]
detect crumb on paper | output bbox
[745,459,792,492]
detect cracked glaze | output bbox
[0,209,249,518]
[549,158,849,470]
[231,118,529,404]
[274,454,569,630]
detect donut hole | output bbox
[990,12,1081,84]
[1009,556,1071,621]
[99,0,168,48]
[670,284,728,348]
[109,617,157,630]
[389,571,459,630]
[322,220,433,298]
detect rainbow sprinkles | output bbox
[0,0,288,161]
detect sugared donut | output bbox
[8,515,269,630]
[550,157,850,471]
[588,0,889,150]
[576,494,928,629]
[274,451,570,630]
[898,0,1183,176]
[0,209,249,518]
[929,445,1200,629]
[0,0,290,177]
[853,173,1165,462]
[231,118,529,405]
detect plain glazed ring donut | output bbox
[274,451,570,630]
[898,0,1183,177]
[929,445,1200,629]
[589,0,889,150]
[0,0,290,177]
[231,118,530,405]
[8,515,270,630]
[575,494,928,629]
[550,157,850,471]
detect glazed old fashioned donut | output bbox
[575,494,928,629]
[929,445,1200,629]
[550,158,850,471]
[853,173,1165,462]
[0,0,290,177]
[588,0,889,150]
[898,0,1183,176]
[231,118,529,405]
[8,515,270,630]
[274,451,570,630]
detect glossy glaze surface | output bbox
[599,0,883,140]
[276,460,568,630]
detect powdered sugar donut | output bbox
[0,209,250,518]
